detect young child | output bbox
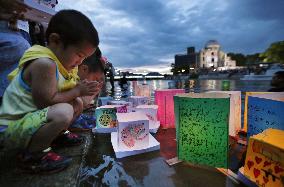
[69,48,105,131]
[78,47,105,108]
[0,10,100,173]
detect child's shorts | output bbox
[1,107,49,150]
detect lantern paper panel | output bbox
[247,93,284,138]
[243,92,269,132]
[244,129,284,187]
[135,105,160,133]
[117,112,149,150]
[136,84,151,98]
[174,93,230,168]
[208,91,241,136]
[95,106,118,128]
[128,96,149,107]
[155,89,185,128]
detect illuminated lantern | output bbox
[95,105,118,133]
[208,91,241,136]
[244,129,284,187]
[128,96,149,107]
[136,84,151,98]
[174,93,230,168]
[247,92,284,138]
[243,92,269,132]
[154,89,185,128]
[135,105,160,133]
[111,112,160,158]
[98,96,113,106]
[108,100,133,112]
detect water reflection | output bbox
[80,155,137,186]
[104,79,271,100]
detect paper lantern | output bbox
[95,106,118,129]
[111,112,160,158]
[128,96,149,107]
[135,105,160,133]
[136,84,151,98]
[174,93,230,168]
[208,91,241,136]
[108,100,133,112]
[244,129,284,187]
[117,112,149,150]
[243,92,269,132]
[247,92,284,138]
[98,96,113,106]
[155,89,185,128]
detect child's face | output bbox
[57,41,96,71]
[78,65,105,82]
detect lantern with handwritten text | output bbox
[174,93,230,168]
[244,129,284,187]
[155,89,185,128]
[247,92,284,138]
[243,92,269,132]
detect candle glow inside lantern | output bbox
[154,89,185,128]
[174,93,230,168]
[136,84,151,98]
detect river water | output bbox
[79,79,272,187]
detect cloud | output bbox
[57,0,284,73]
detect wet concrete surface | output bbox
[0,132,93,187]
[79,129,247,187]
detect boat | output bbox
[240,64,284,81]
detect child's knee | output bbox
[48,103,74,125]
[73,97,84,114]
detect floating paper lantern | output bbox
[95,106,118,129]
[154,89,185,128]
[108,100,132,112]
[208,91,241,136]
[117,112,149,150]
[136,84,151,98]
[135,105,160,133]
[174,93,230,168]
[128,96,149,107]
[244,129,284,187]
[247,92,284,138]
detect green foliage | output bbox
[260,41,284,64]
[227,53,246,66]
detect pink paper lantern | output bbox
[154,89,185,128]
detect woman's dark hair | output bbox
[46,9,99,47]
[83,47,104,73]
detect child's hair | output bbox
[46,9,99,47]
[82,47,104,73]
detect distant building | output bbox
[174,40,236,74]
[174,47,199,74]
[199,40,236,70]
